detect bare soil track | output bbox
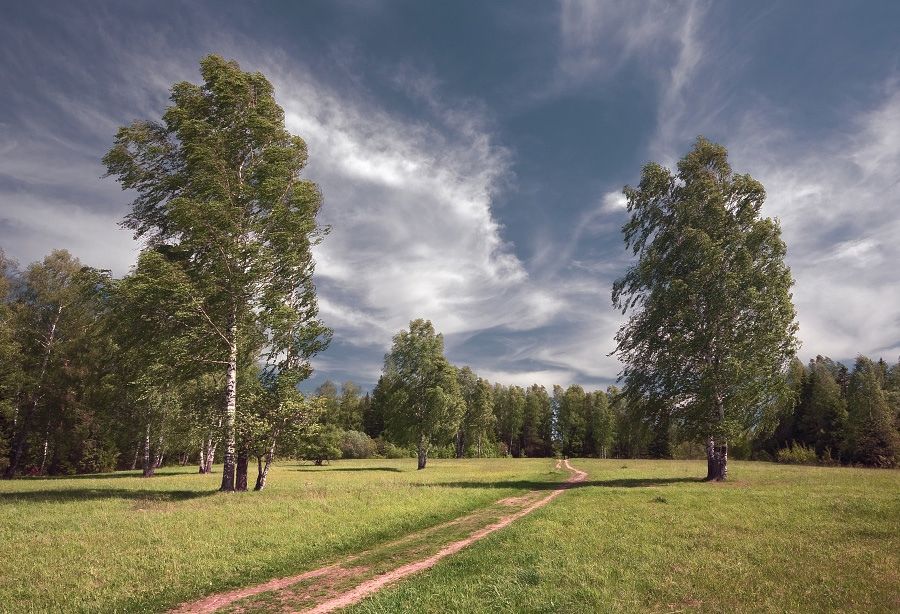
[170,460,587,614]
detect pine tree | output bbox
[844,357,899,467]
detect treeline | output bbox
[751,355,900,467]
[309,374,683,462]
[310,355,900,468]
[0,249,317,482]
[2,249,897,477]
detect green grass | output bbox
[347,459,900,613]
[2,459,898,613]
[0,458,560,613]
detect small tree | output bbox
[382,319,465,469]
[612,137,799,480]
[295,424,342,466]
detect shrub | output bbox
[776,442,818,465]
[296,425,342,465]
[339,430,377,459]
[375,438,413,459]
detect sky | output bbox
[1,1,899,391]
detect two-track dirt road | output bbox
[171,459,587,614]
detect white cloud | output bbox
[728,86,900,362]
[600,190,627,212]
[263,65,566,351]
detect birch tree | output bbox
[104,55,330,491]
[382,319,465,469]
[612,137,799,480]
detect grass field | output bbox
[1,459,897,613]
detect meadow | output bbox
[1,459,897,613]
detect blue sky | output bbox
[2,1,899,390]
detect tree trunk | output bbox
[132,442,141,470]
[235,449,249,491]
[254,439,277,491]
[705,436,728,481]
[39,429,50,474]
[198,442,206,473]
[142,423,154,478]
[455,429,465,459]
[201,426,218,474]
[154,433,165,468]
[417,434,427,470]
[220,311,238,492]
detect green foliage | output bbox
[455,367,496,457]
[340,430,377,459]
[375,438,414,459]
[381,319,465,467]
[104,55,330,489]
[612,137,799,476]
[776,442,818,464]
[844,357,899,467]
[295,424,342,465]
[494,384,525,456]
[556,385,586,456]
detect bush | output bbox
[776,442,818,465]
[339,430,377,459]
[375,438,413,459]
[751,449,774,463]
[296,425,342,465]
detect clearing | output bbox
[1,459,897,612]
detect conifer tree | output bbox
[844,357,899,467]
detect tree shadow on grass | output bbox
[292,466,404,473]
[417,477,704,491]
[13,469,203,481]
[0,487,219,505]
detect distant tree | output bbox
[381,319,465,469]
[612,137,799,480]
[557,385,586,457]
[339,430,377,459]
[337,381,363,431]
[495,385,525,456]
[363,377,387,438]
[4,251,110,477]
[607,385,651,458]
[843,357,899,467]
[0,250,21,475]
[104,55,330,491]
[295,424,342,466]
[455,367,495,458]
[758,357,806,455]
[588,391,616,458]
[798,358,847,459]
[522,385,552,457]
[316,380,340,424]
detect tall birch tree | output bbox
[104,55,330,491]
[612,137,799,480]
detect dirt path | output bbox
[170,460,586,614]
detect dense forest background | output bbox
[1,248,897,477]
